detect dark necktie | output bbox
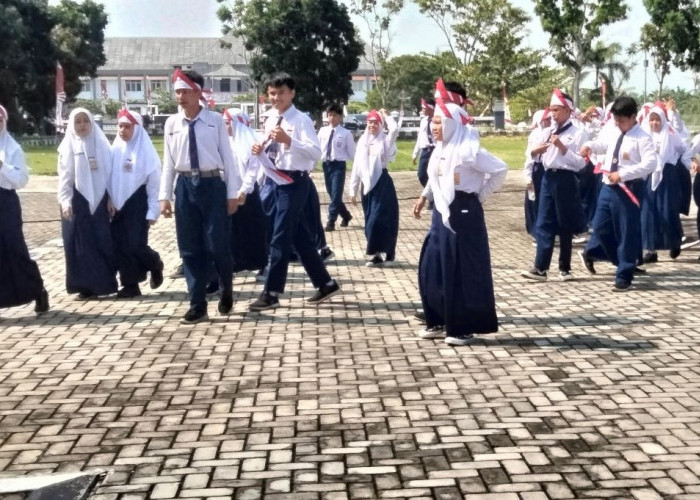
[265,115,284,165]
[187,119,200,171]
[427,117,434,146]
[611,132,626,173]
[326,128,334,161]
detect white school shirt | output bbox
[0,135,29,190]
[523,127,547,183]
[541,119,588,173]
[668,110,690,144]
[584,124,657,184]
[159,108,241,201]
[262,105,321,171]
[412,116,434,159]
[318,124,356,162]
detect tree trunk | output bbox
[572,68,582,107]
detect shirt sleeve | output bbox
[158,119,176,201]
[345,130,356,160]
[57,151,75,210]
[561,129,588,171]
[217,117,242,199]
[0,147,30,190]
[620,134,658,182]
[288,116,322,163]
[145,167,161,221]
[348,159,361,198]
[472,148,508,203]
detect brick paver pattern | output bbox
[1,172,700,499]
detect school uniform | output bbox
[412,115,435,187]
[109,111,163,295]
[318,123,355,225]
[0,113,47,311]
[523,114,548,236]
[583,123,657,287]
[57,108,118,297]
[578,118,604,227]
[159,107,241,314]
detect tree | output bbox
[642,0,700,71]
[507,67,570,123]
[217,0,363,118]
[533,0,628,106]
[639,23,673,96]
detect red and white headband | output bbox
[172,69,202,91]
[366,109,382,124]
[117,108,139,125]
[420,98,434,111]
[550,88,573,110]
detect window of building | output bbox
[351,80,365,92]
[125,80,142,92]
[149,80,165,91]
[80,80,92,93]
[220,78,231,92]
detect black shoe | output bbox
[307,280,341,304]
[642,252,658,264]
[150,261,164,289]
[521,268,548,281]
[319,247,335,262]
[180,308,209,324]
[76,291,97,301]
[578,250,596,275]
[206,281,220,295]
[634,266,647,274]
[325,222,336,232]
[612,281,632,292]
[365,254,384,267]
[340,214,353,227]
[35,288,49,314]
[171,262,185,278]
[117,285,142,298]
[670,247,681,259]
[414,310,426,323]
[218,290,233,314]
[249,292,280,311]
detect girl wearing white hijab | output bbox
[524,108,551,236]
[223,108,269,273]
[348,109,400,266]
[57,107,117,299]
[640,105,692,263]
[0,104,49,315]
[109,109,164,298]
[413,97,507,346]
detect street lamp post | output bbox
[643,49,648,103]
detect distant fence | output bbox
[17,136,62,147]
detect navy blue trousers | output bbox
[524,162,544,236]
[0,188,44,308]
[306,179,327,250]
[362,170,399,258]
[585,183,642,285]
[174,176,232,310]
[641,163,683,251]
[266,173,331,294]
[534,170,585,272]
[417,147,434,187]
[418,192,498,337]
[678,161,692,216]
[231,184,269,273]
[62,190,118,296]
[322,160,351,224]
[111,185,161,287]
[578,161,601,228]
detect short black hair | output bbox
[610,96,638,118]
[444,81,467,100]
[423,97,435,107]
[326,103,343,115]
[183,70,204,88]
[264,72,295,91]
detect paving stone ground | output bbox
[1,171,700,500]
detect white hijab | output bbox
[352,113,397,195]
[224,108,259,193]
[109,110,160,211]
[0,104,21,168]
[641,105,682,190]
[58,108,112,214]
[427,101,480,231]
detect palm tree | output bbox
[590,41,635,97]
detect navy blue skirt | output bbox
[578,160,601,227]
[362,170,399,256]
[418,192,498,336]
[231,184,269,272]
[111,185,161,286]
[677,160,692,216]
[61,190,118,296]
[641,163,683,251]
[0,188,44,308]
[524,162,543,236]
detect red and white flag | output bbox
[601,77,607,110]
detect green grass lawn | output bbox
[25,135,527,175]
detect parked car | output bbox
[343,114,367,131]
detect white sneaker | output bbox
[445,334,475,346]
[418,327,445,339]
[572,236,587,244]
[559,271,574,281]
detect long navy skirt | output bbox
[0,188,44,308]
[677,160,692,216]
[524,162,544,236]
[578,160,601,228]
[641,163,683,251]
[694,173,700,239]
[231,184,269,272]
[61,190,118,296]
[111,185,161,287]
[362,169,399,257]
[418,192,498,337]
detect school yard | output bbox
[1,170,700,499]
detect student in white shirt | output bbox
[522,89,588,282]
[523,108,551,237]
[579,96,658,291]
[412,98,436,188]
[109,109,164,299]
[0,103,49,315]
[159,69,242,324]
[317,103,355,231]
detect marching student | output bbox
[317,103,355,231]
[413,91,507,346]
[579,96,657,291]
[412,98,436,188]
[58,108,118,299]
[248,72,341,311]
[348,108,400,266]
[0,104,49,315]
[523,108,551,237]
[109,109,164,298]
[159,69,242,324]
[640,104,692,263]
[521,89,588,282]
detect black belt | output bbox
[454,191,478,200]
[277,170,309,178]
[178,170,221,178]
[545,168,574,174]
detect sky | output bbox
[83,0,695,96]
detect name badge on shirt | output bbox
[88,156,98,171]
[123,158,133,173]
[622,152,630,161]
[454,172,460,184]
